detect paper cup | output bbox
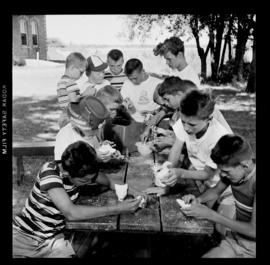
[115,183,128,201]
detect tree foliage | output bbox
[123,14,256,90]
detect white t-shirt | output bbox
[121,75,162,122]
[170,64,201,88]
[54,123,100,160]
[81,79,110,96]
[172,117,230,188]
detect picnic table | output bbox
[66,153,214,235]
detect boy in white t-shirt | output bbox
[153,36,201,87]
[81,55,110,97]
[121,58,162,123]
[146,90,235,235]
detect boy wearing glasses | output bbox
[57,52,87,128]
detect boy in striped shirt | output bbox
[182,134,256,258]
[57,52,87,128]
[13,141,142,258]
[104,49,126,91]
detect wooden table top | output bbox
[66,153,214,235]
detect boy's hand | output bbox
[160,168,182,187]
[140,129,150,142]
[182,194,200,205]
[119,198,142,213]
[181,204,214,220]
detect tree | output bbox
[246,27,256,93]
[123,14,231,81]
[233,14,255,82]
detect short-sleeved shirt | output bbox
[170,64,201,88]
[13,162,79,241]
[54,123,101,161]
[121,76,162,122]
[222,166,256,223]
[173,117,230,187]
[104,69,126,91]
[57,75,81,109]
[81,79,110,96]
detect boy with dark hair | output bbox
[146,90,235,235]
[104,49,126,91]
[121,58,161,123]
[182,134,256,258]
[81,55,110,97]
[13,141,142,258]
[154,36,200,87]
[146,78,232,159]
[57,52,87,128]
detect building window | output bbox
[19,19,28,46]
[31,20,38,46]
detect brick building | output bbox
[13,15,47,60]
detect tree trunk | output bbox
[233,16,251,81]
[190,17,209,81]
[246,29,256,93]
[200,54,207,80]
[228,39,232,60]
[219,39,227,72]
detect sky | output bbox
[46,15,159,45]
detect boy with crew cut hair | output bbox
[154,36,200,87]
[181,134,256,258]
[104,49,126,91]
[121,58,161,123]
[13,141,142,258]
[57,52,87,128]
[146,90,235,235]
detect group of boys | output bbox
[13,36,256,258]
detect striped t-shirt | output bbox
[13,161,79,241]
[104,69,126,91]
[221,165,256,238]
[57,75,81,109]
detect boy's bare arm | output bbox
[175,165,216,181]
[162,165,216,187]
[207,194,256,238]
[48,187,140,221]
[197,180,228,204]
[168,138,184,167]
[183,193,256,239]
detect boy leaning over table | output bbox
[145,89,235,236]
[181,134,256,258]
[13,141,144,258]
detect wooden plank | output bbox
[160,193,214,235]
[65,190,119,231]
[13,141,55,156]
[66,162,127,231]
[120,155,161,232]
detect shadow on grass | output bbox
[13,95,60,142]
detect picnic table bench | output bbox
[12,141,55,185]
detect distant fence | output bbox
[48,60,65,64]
